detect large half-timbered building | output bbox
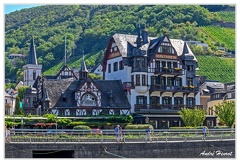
[102,28,216,128]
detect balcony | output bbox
[150,85,198,93]
[149,67,184,75]
[134,104,203,113]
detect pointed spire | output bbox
[80,50,88,72]
[27,37,38,65]
[79,50,88,80]
[64,35,67,65]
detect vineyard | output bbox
[215,11,235,22]
[44,52,99,75]
[196,55,235,83]
[200,26,235,50]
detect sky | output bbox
[4,4,42,14]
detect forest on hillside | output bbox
[5,5,235,83]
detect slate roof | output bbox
[27,37,38,65]
[112,33,197,61]
[94,80,131,108]
[43,78,130,109]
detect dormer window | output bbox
[81,93,96,106]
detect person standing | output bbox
[202,126,208,140]
[145,127,152,142]
[114,125,120,143]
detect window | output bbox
[119,60,124,70]
[136,74,140,86]
[142,74,146,86]
[162,61,166,67]
[175,77,182,87]
[131,75,134,84]
[136,96,147,104]
[162,96,172,105]
[167,62,172,68]
[167,77,173,86]
[187,78,193,86]
[113,62,118,71]
[108,64,111,73]
[174,97,183,105]
[33,70,36,80]
[63,97,67,102]
[160,76,166,85]
[151,76,156,85]
[82,94,96,106]
[187,97,195,106]
[187,65,194,71]
[150,96,160,105]
[173,62,177,68]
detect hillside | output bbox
[5,5,235,83]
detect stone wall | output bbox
[5,140,235,158]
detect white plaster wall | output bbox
[104,57,128,82]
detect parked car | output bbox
[91,129,102,135]
[46,130,66,135]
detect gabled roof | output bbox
[43,78,130,109]
[112,33,197,61]
[27,37,38,65]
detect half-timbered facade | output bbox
[102,29,209,128]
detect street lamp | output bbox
[55,117,58,135]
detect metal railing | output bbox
[6,128,235,143]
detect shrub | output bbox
[73,125,91,130]
[125,124,153,130]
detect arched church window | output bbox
[33,70,36,80]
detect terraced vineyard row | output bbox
[200,26,235,50]
[196,56,235,83]
[215,11,235,22]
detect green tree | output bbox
[57,118,72,129]
[178,108,206,127]
[17,86,29,101]
[15,96,23,115]
[211,101,235,127]
[43,114,57,123]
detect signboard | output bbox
[155,54,178,60]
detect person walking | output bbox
[6,127,11,143]
[202,126,208,140]
[145,127,152,142]
[114,125,120,143]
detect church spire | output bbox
[27,37,38,65]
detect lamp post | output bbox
[55,117,58,134]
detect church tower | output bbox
[23,37,42,86]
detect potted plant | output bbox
[174,67,180,71]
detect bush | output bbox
[169,126,202,130]
[125,124,153,130]
[214,126,231,129]
[73,125,91,130]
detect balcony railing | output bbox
[132,67,148,72]
[150,85,198,93]
[134,104,203,112]
[149,67,184,75]
[123,82,135,90]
